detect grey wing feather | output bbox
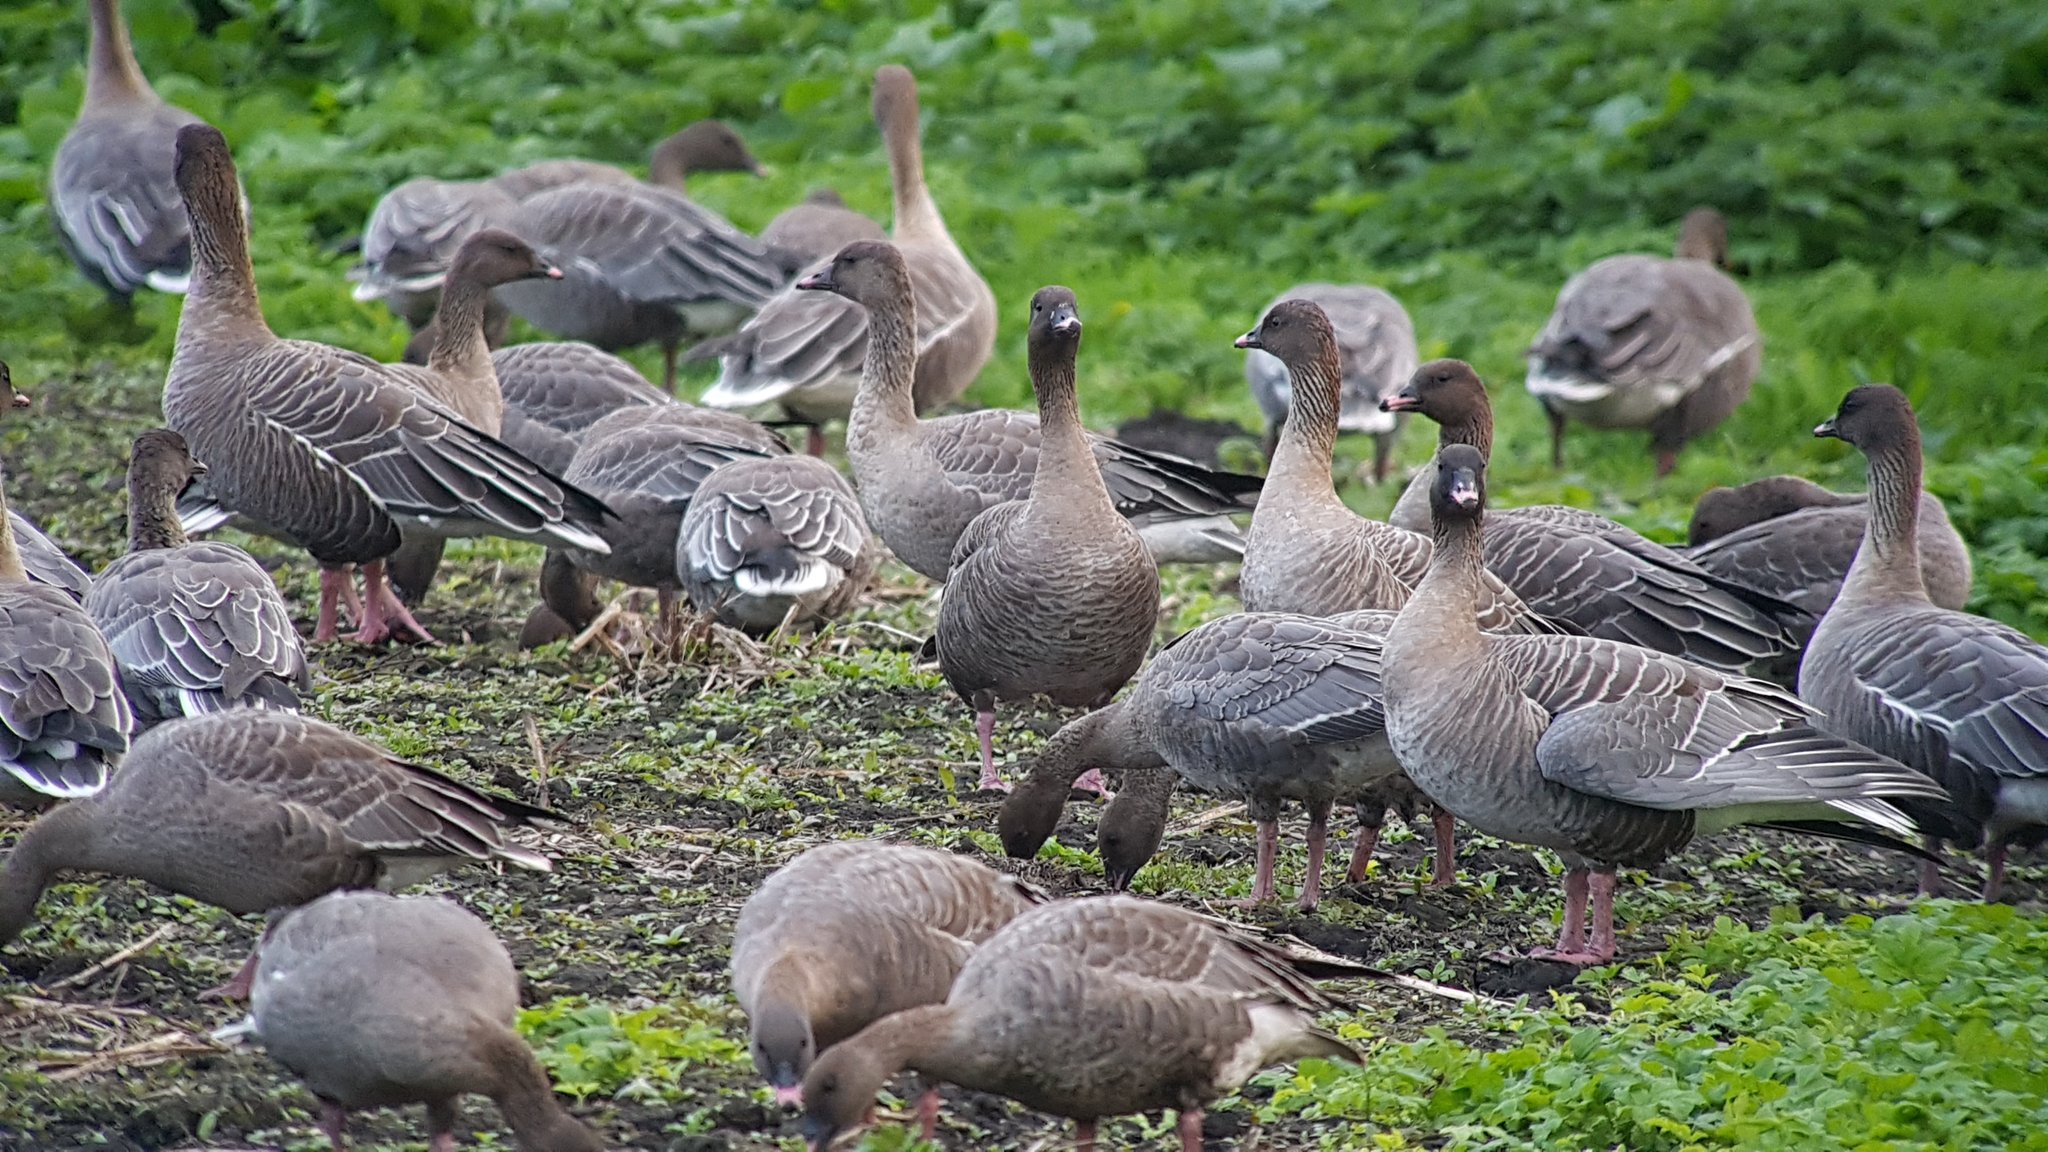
[1839,610,2048,785]
[1157,614,1389,744]
[9,512,93,600]
[51,104,203,296]
[353,178,517,296]
[511,183,782,309]
[0,585,131,797]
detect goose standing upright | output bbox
[1800,385,2048,900]
[0,377,129,804]
[160,124,613,646]
[85,430,308,727]
[1526,208,1762,475]
[795,242,1260,576]
[701,66,999,449]
[933,287,1160,793]
[1244,283,1418,484]
[1380,443,1945,963]
[50,0,207,304]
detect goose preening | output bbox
[244,891,603,1152]
[1525,207,1762,476]
[1244,284,1418,484]
[677,454,877,634]
[1380,443,1946,963]
[701,66,998,449]
[493,342,675,476]
[50,0,207,303]
[730,841,1039,1116]
[0,376,130,804]
[796,241,1260,579]
[161,124,614,646]
[932,287,1161,793]
[0,709,551,995]
[1800,385,2048,900]
[800,895,1360,1152]
[84,430,308,726]
[1000,610,1454,910]
[1234,301,1558,634]
[760,188,886,269]
[1383,360,1806,671]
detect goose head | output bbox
[794,240,910,313]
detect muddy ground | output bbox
[1,367,2038,1151]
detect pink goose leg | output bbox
[313,567,354,642]
[1297,804,1331,912]
[1532,867,1591,961]
[1177,1108,1206,1152]
[975,707,1009,792]
[1429,806,1458,888]
[354,559,437,645]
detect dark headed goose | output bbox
[0,709,551,994]
[796,241,1260,578]
[1801,385,2047,900]
[1526,208,1762,475]
[677,454,877,634]
[1234,302,1556,634]
[730,841,1038,1115]
[50,0,207,303]
[161,124,612,646]
[85,430,308,726]
[933,287,1160,792]
[0,379,129,803]
[800,895,1358,1152]
[1381,443,1945,963]
[701,66,998,445]
[246,891,602,1152]
[1244,284,1418,484]
[1384,360,1805,670]
[760,188,885,268]
[1000,610,1453,910]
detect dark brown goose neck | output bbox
[127,465,190,552]
[0,803,100,946]
[1676,208,1729,268]
[873,67,943,242]
[85,0,156,109]
[426,255,501,411]
[1843,416,1929,605]
[839,1003,982,1085]
[999,703,1159,859]
[479,1025,605,1152]
[175,129,267,336]
[1409,457,1492,648]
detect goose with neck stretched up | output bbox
[0,376,129,805]
[84,430,307,727]
[1383,360,1805,671]
[932,287,1160,793]
[800,895,1359,1152]
[1243,283,1418,484]
[1000,610,1453,910]
[1800,385,2047,901]
[50,0,209,303]
[795,241,1260,578]
[161,124,613,646]
[1380,443,1946,963]
[1234,301,1558,634]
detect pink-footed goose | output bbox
[932,287,1161,793]
[759,188,885,268]
[677,454,877,635]
[794,241,1261,577]
[1383,361,1806,671]
[701,66,998,450]
[1526,208,1762,476]
[491,343,675,477]
[84,430,308,727]
[49,0,207,302]
[1233,301,1558,635]
[800,895,1359,1152]
[0,709,551,996]
[730,841,1039,1119]
[0,376,129,804]
[244,890,602,1152]
[1244,283,1418,484]
[1381,443,1945,963]
[1000,610,1452,911]
[1801,385,2047,900]
[160,124,613,646]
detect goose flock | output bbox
[2,3,2043,1150]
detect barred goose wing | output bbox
[1160,612,1390,745]
[681,457,868,592]
[1685,505,1866,617]
[52,106,202,297]
[350,177,516,301]
[492,342,672,474]
[0,585,131,798]
[510,182,783,311]
[9,512,92,600]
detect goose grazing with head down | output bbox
[247,891,603,1152]
[1383,360,1806,671]
[1381,443,1946,963]
[932,287,1161,793]
[701,66,998,450]
[0,708,551,995]
[1000,610,1452,911]
[1234,302,1558,634]
[801,895,1359,1152]
[161,124,614,646]
[1801,385,2047,900]
[50,0,207,303]
[85,430,308,727]
[0,376,130,805]
[731,841,1039,1119]
[1244,284,1418,484]
[1526,207,1762,476]
[796,242,1260,577]
[759,188,886,269]
[677,454,877,634]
